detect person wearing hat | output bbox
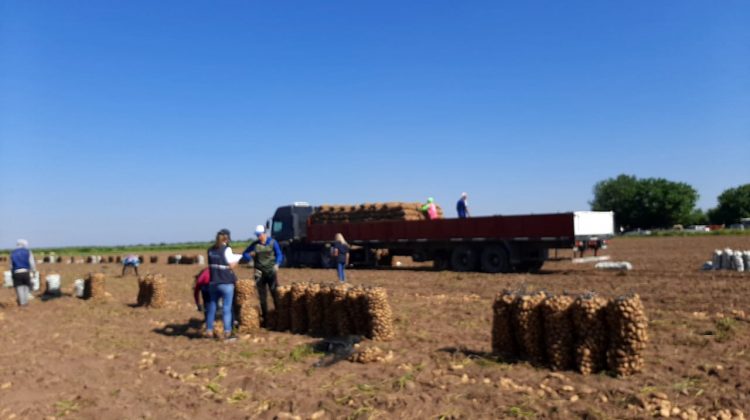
[10,239,37,307]
[242,225,283,324]
[456,192,470,219]
[205,229,242,340]
[420,197,439,220]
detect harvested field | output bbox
[1,236,750,419]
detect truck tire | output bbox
[320,250,332,269]
[480,244,510,273]
[515,261,543,273]
[451,245,478,272]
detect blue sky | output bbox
[1,1,748,247]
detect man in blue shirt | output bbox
[10,239,36,306]
[456,192,470,218]
[242,225,283,325]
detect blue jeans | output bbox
[337,262,346,282]
[206,283,234,333]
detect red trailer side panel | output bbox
[307,213,575,244]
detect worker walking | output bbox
[421,197,439,220]
[10,239,37,307]
[332,233,350,282]
[242,225,283,326]
[456,192,470,218]
[206,229,242,341]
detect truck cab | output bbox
[271,203,323,267]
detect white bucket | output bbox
[197,255,205,265]
[46,274,61,294]
[73,279,85,298]
[3,271,12,288]
[31,271,40,292]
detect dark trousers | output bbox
[255,270,279,323]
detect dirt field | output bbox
[1,236,749,419]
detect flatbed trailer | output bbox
[270,203,614,273]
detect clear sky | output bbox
[1,1,748,247]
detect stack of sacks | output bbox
[235,279,260,334]
[606,294,649,376]
[136,275,153,306]
[364,286,394,341]
[310,202,444,224]
[305,283,323,335]
[708,248,749,272]
[136,274,167,308]
[490,290,648,376]
[542,295,575,371]
[346,286,369,336]
[149,274,167,308]
[491,290,518,361]
[84,272,106,300]
[571,294,609,375]
[290,283,309,334]
[274,285,292,332]
[512,292,548,366]
[319,284,337,336]
[333,284,353,336]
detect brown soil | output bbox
[1,236,749,419]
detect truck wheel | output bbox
[515,261,543,273]
[320,251,332,269]
[451,245,478,272]
[433,257,450,271]
[480,245,510,273]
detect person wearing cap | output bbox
[242,225,283,324]
[456,192,470,219]
[420,197,439,220]
[10,239,37,307]
[205,229,242,340]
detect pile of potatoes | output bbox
[311,202,444,224]
[268,282,394,341]
[491,290,648,376]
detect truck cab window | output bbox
[273,221,283,234]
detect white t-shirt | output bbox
[224,247,242,264]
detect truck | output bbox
[269,202,614,273]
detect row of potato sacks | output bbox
[265,282,394,341]
[708,248,750,272]
[310,202,444,224]
[492,291,648,376]
[136,274,167,308]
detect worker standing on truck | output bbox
[242,225,283,325]
[456,192,470,218]
[421,197,439,220]
[332,233,350,282]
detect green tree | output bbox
[590,175,699,229]
[707,184,750,225]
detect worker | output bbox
[122,254,140,276]
[456,192,470,218]
[242,225,283,326]
[193,267,210,318]
[421,197,439,220]
[332,233,350,282]
[10,239,37,307]
[206,228,242,341]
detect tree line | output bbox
[590,175,750,230]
